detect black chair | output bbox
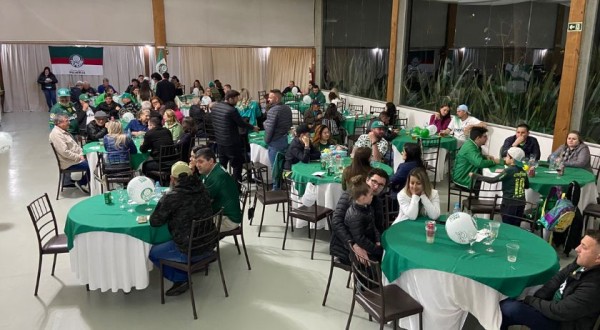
[490,195,542,236]
[347,104,363,116]
[251,162,289,237]
[382,188,399,229]
[462,176,502,217]
[50,143,89,200]
[159,209,228,320]
[322,217,352,306]
[282,177,333,259]
[26,193,69,296]
[393,118,408,130]
[346,243,423,330]
[446,151,470,211]
[418,137,441,188]
[148,144,182,186]
[101,151,136,191]
[291,107,303,125]
[583,203,600,231]
[347,121,369,147]
[369,106,385,116]
[218,180,251,270]
[591,154,600,184]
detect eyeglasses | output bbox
[369,179,386,187]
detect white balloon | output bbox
[0,132,13,154]
[445,212,478,245]
[427,125,438,136]
[291,86,299,94]
[70,172,82,181]
[127,176,155,204]
[122,112,135,123]
[302,95,312,105]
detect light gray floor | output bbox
[0,111,574,330]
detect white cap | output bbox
[457,104,469,114]
[507,147,525,161]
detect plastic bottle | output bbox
[453,202,461,215]
[154,180,161,196]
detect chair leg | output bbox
[160,263,165,304]
[419,312,423,330]
[188,271,198,319]
[311,224,317,260]
[282,212,290,250]
[322,258,335,306]
[217,255,229,297]
[51,254,57,276]
[34,254,42,296]
[240,232,251,270]
[56,174,62,200]
[379,319,384,330]
[249,194,257,226]
[258,203,266,237]
[233,235,241,255]
[346,270,351,288]
[345,296,356,330]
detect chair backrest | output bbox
[253,162,272,196]
[284,177,319,218]
[49,143,63,171]
[103,150,132,168]
[468,175,502,204]
[238,180,249,216]
[591,154,600,184]
[157,144,182,171]
[26,193,59,252]
[393,118,408,130]
[347,242,385,314]
[348,104,363,116]
[419,136,441,184]
[382,188,397,230]
[292,109,302,125]
[370,106,385,116]
[186,208,223,263]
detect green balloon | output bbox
[412,127,421,135]
[420,129,430,138]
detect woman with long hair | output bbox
[37,66,58,110]
[191,80,204,96]
[429,104,452,133]
[342,147,373,191]
[171,75,184,96]
[139,79,153,102]
[103,121,137,165]
[321,103,345,143]
[393,167,440,224]
[163,109,183,141]
[385,102,397,127]
[389,142,425,195]
[312,125,336,152]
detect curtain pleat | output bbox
[267,48,312,94]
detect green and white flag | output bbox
[49,46,103,75]
[156,49,167,74]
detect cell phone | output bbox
[136,215,148,224]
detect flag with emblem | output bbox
[156,48,168,74]
[48,46,103,75]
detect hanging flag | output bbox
[156,48,168,74]
[48,46,103,75]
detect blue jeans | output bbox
[64,160,90,186]
[267,135,288,189]
[149,240,214,283]
[500,298,560,330]
[43,89,56,110]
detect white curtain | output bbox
[1,44,145,112]
[267,48,312,93]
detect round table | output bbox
[382,217,559,330]
[64,194,171,292]
[342,114,376,135]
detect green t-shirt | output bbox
[49,103,79,134]
[477,165,529,204]
[199,164,242,223]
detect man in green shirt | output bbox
[191,147,241,232]
[452,126,500,188]
[309,84,326,105]
[49,88,79,135]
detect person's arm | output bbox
[345,212,379,254]
[471,171,503,184]
[231,109,255,130]
[420,190,441,220]
[37,74,45,85]
[264,111,276,143]
[149,196,171,227]
[127,138,138,154]
[565,145,591,168]
[500,137,514,157]
[50,74,58,84]
[533,264,573,300]
[139,133,151,153]
[465,146,496,169]
[51,133,82,162]
[397,192,420,220]
[389,164,409,191]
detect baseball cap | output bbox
[371,120,386,129]
[507,147,525,162]
[171,161,192,178]
[79,94,90,102]
[457,104,470,114]
[121,93,133,100]
[94,111,108,118]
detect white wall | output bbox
[164,0,314,47]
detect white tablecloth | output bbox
[250,143,271,168]
[86,151,103,196]
[393,145,448,183]
[70,232,153,293]
[293,182,342,230]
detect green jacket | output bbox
[452,139,496,187]
[309,91,326,105]
[200,164,242,223]
[49,102,79,135]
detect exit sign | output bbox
[568,22,583,32]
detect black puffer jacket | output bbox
[210,101,254,147]
[86,121,108,142]
[283,137,320,170]
[264,103,292,144]
[150,175,216,254]
[344,201,382,260]
[119,102,140,118]
[96,101,120,119]
[140,126,173,158]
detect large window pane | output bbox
[582,4,600,143]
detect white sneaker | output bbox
[75,182,90,194]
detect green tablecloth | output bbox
[381,218,560,297]
[248,130,293,149]
[82,138,148,169]
[489,164,596,196]
[64,194,171,250]
[285,101,310,114]
[342,114,376,135]
[290,158,393,187]
[391,130,458,153]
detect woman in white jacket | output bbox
[393,167,440,225]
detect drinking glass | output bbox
[483,221,500,252]
[127,199,136,213]
[506,241,520,262]
[143,193,153,212]
[466,216,478,254]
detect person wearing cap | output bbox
[49,88,79,135]
[284,124,320,170]
[149,161,215,297]
[367,111,399,141]
[96,93,121,119]
[452,127,500,189]
[73,93,95,129]
[353,120,389,162]
[309,84,326,105]
[441,104,486,147]
[49,114,90,194]
[119,93,140,118]
[86,111,109,142]
[303,100,323,129]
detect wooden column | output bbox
[152,0,167,59]
[445,4,457,49]
[386,0,400,102]
[553,0,586,149]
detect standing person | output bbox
[389,142,425,196]
[344,177,383,262]
[440,104,486,147]
[49,114,90,193]
[155,72,177,103]
[283,124,320,170]
[429,104,452,133]
[393,167,441,224]
[341,147,372,191]
[150,72,162,93]
[139,79,153,102]
[264,89,293,188]
[549,130,592,171]
[452,127,500,188]
[500,123,541,160]
[471,147,529,226]
[49,88,79,135]
[37,67,58,110]
[149,162,215,296]
[236,88,262,126]
[210,90,258,183]
[321,103,345,144]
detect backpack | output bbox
[538,185,576,232]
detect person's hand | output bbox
[392,128,400,134]
[434,112,441,120]
[513,135,526,146]
[316,114,323,120]
[410,186,422,196]
[301,135,310,147]
[439,129,449,137]
[116,106,121,111]
[80,155,85,161]
[352,244,369,265]
[368,131,377,144]
[253,126,260,132]
[376,242,381,247]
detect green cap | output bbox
[79,94,90,102]
[57,88,70,97]
[371,120,385,129]
[121,93,133,100]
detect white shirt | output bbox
[201,96,212,105]
[447,115,481,143]
[393,189,441,225]
[355,134,389,157]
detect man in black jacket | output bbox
[141,117,174,180]
[155,71,177,104]
[85,111,108,142]
[283,124,320,170]
[500,123,541,160]
[500,229,600,330]
[264,89,292,189]
[149,161,215,296]
[210,90,258,183]
[329,168,389,264]
[96,93,121,119]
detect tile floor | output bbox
[0,111,574,330]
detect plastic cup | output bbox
[506,242,520,262]
[425,221,436,244]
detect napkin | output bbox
[312,171,326,177]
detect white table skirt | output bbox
[86,151,102,196]
[387,269,505,330]
[293,182,342,230]
[393,145,448,183]
[250,143,271,168]
[70,232,153,293]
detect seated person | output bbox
[97,78,116,94]
[429,104,452,133]
[393,167,440,224]
[500,230,600,330]
[118,93,140,118]
[49,114,89,193]
[126,109,150,136]
[140,117,174,180]
[549,130,592,171]
[321,103,345,144]
[96,93,121,119]
[344,176,383,262]
[342,147,372,191]
[164,101,184,123]
[149,161,215,296]
[282,80,300,95]
[189,97,206,134]
[452,127,499,188]
[353,121,389,162]
[367,111,398,141]
[163,109,183,141]
[303,100,322,129]
[284,124,320,170]
[389,142,425,196]
[311,124,336,152]
[309,84,326,105]
[103,121,137,166]
[177,118,196,163]
[81,81,97,96]
[440,104,486,147]
[191,147,242,232]
[49,88,79,135]
[500,123,541,160]
[70,81,83,104]
[86,111,109,142]
[74,94,95,126]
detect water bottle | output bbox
[154,181,161,197]
[453,202,461,215]
[126,127,132,139]
[336,154,344,174]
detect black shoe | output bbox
[165,281,189,296]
